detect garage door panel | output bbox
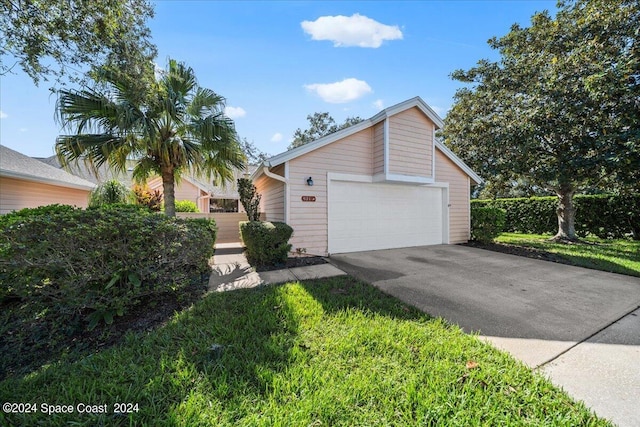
[328,181,443,254]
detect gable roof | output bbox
[37,155,133,185]
[186,165,257,199]
[39,154,255,198]
[252,96,482,184]
[1,145,96,190]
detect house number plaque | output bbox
[301,196,316,202]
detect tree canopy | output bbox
[56,59,245,217]
[442,0,639,240]
[289,112,364,149]
[239,138,270,165]
[0,0,157,89]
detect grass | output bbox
[495,233,640,277]
[0,276,609,426]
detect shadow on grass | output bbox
[0,276,440,427]
[297,275,430,320]
[475,241,640,277]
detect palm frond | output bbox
[187,87,226,117]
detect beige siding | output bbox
[254,173,285,222]
[435,148,470,243]
[288,128,373,255]
[0,176,90,214]
[148,177,208,212]
[177,212,248,243]
[373,121,385,175]
[388,107,434,177]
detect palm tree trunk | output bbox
[553,185,577,241]
[162,169,176,217]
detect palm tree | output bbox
[55,59,245,217]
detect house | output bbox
[39,155,254,213]
[252,97,482,256]
[0,145,96,214]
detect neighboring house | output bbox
[146,166,256,213]
[39,155,254,213]
[252,96,483,256]
[0,145,96,214]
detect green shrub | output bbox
[0,204,78,229]
[188,217,218,244]
[472,194,640,239]
[0,205,215,330]
[237,178,261,221]
[240,221,293,266]
[88,179,132,207]
[175,199,199,212]
[471,207,506,243]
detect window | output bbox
[210,199,238,212]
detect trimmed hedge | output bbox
[471,207,506,243]
[0,205,216,329]
[471,194,640,239]
[240,221,293,267]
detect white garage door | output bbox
[328,180,445,254]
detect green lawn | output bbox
[495,233,640,277]
[0,276,608,426]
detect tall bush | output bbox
[0,205,216,329]
[239,221,293,266]
[237,178,261,221]
[471,207,506,243]
[471,194,639,239]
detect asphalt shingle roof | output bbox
[1,145,96,190]
[36,153,256,199]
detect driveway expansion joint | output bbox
[535,304,640,370]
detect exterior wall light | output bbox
[306,177,314,186]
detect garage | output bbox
[251,97,482,256]
[328,180,447,254]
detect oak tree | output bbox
[1,0,157,91]
[443,0,639,240]
[289,112,364,149]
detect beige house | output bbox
[39,155,252,213]
[252,97,482,256]
[0,145,95,214]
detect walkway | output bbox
[208,243,346,292]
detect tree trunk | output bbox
[553,186,577,241]
[162,169,176,217]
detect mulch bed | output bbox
[255,256,328,272]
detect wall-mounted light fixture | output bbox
[306,177,314,186]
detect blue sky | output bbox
[0,1,556,158]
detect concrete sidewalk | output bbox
[208,243,346,292]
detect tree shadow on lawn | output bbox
[0,277,610,426]
[470,241,640,278]
[0,282,319,426]
[0,277,435,426]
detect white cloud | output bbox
[0,110,7,119]
[304,78,372,104]
[19,128,28,132]
[373,99,384,110]
[301,13,403,48]
[224,106,246,119]
[270,132,283,143]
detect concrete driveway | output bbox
[330,245,640,426]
